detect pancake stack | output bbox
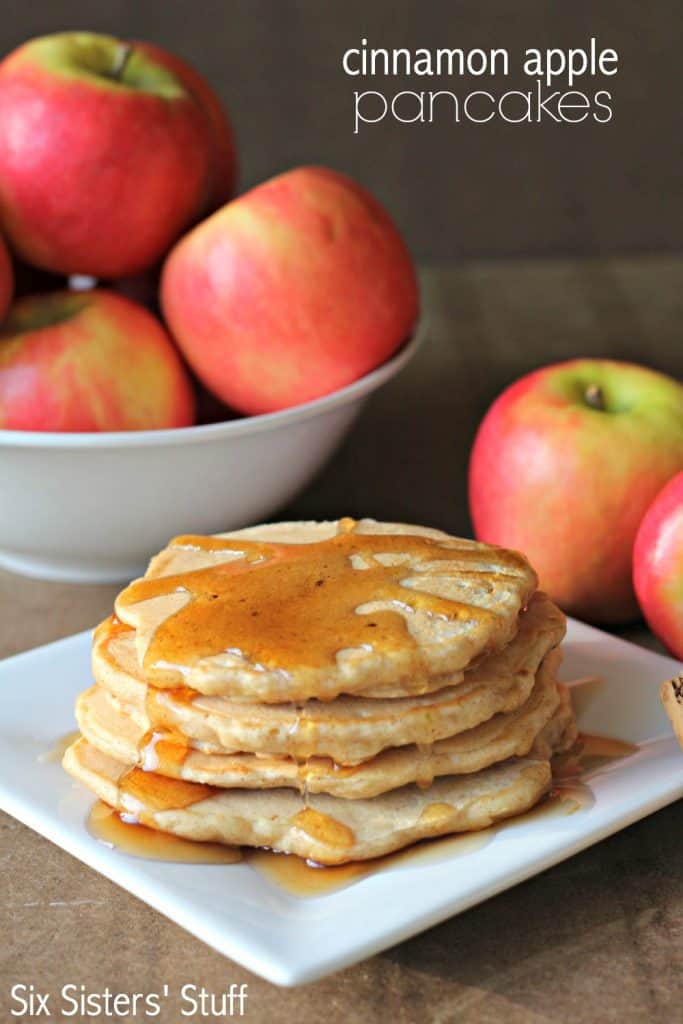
[64,518,578,865]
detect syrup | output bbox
[415,742,436,790]
[85,788,583,897]
[39,730,81,764]
[138,728,190,774]
[83,730,627,897]
[552,733,637,781]
[290,808,355,851]
[115,524,528,688]
[246,827,494,897]
[248,786,594,899]
[509,782,593,824]
[88,802,241,864]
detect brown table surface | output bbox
[2,256,682,1023]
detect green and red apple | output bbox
[469,359,683,624]
[161,165,419,414]
[0,32,222,278]
[0,289,195,430]
[634,472,683,658]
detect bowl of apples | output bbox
[0,32,421,582]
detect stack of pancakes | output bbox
[64,519,578,865]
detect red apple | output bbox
[161,165,419,414]
[469,359,683,624]
[0,32,213,278]
[634,472,683,657]
[0,289,195,431]
[134,40,237,208]
[0,232,13,321]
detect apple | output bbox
[0,289,195,431]
[134,40,237,208]
[469,359,683,624]
[0,32,214,278]
[161,165,419,414]
[633,472,683,657]
[0,232,13,321]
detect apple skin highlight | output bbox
[634,472,683,658]
[468,359,683,624]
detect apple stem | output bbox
[584,384,606,411]
[111,43,134,81]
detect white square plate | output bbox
[0,619,681,986]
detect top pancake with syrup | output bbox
[114,519,537,702]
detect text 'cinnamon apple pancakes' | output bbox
[63,518,578,865]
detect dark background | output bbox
[0,0,679,262]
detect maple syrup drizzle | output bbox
[86,785,590,894]
[86,787,589,893]
[116,525,527,688]
[249,782,595,897]
[137,727,190,774]
[247,827,494,896]
[552,733,637,781]
[296,755,312,807]
[88,802,241,864]
[415,742,436,790]
[82,728,632,896]
[116,765,217,816]
[515,782,592,822]
[291,807,356,851]
[38,730,81,764]
[127,688,198,779]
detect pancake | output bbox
[93,593,564,764]
[63,737,552,864]
[113,519,538,701]
[97,588,564,708]
[531,683,578,759]
[77,649,563,799]
[95,623,560,765]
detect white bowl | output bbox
[0,330,422,583]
